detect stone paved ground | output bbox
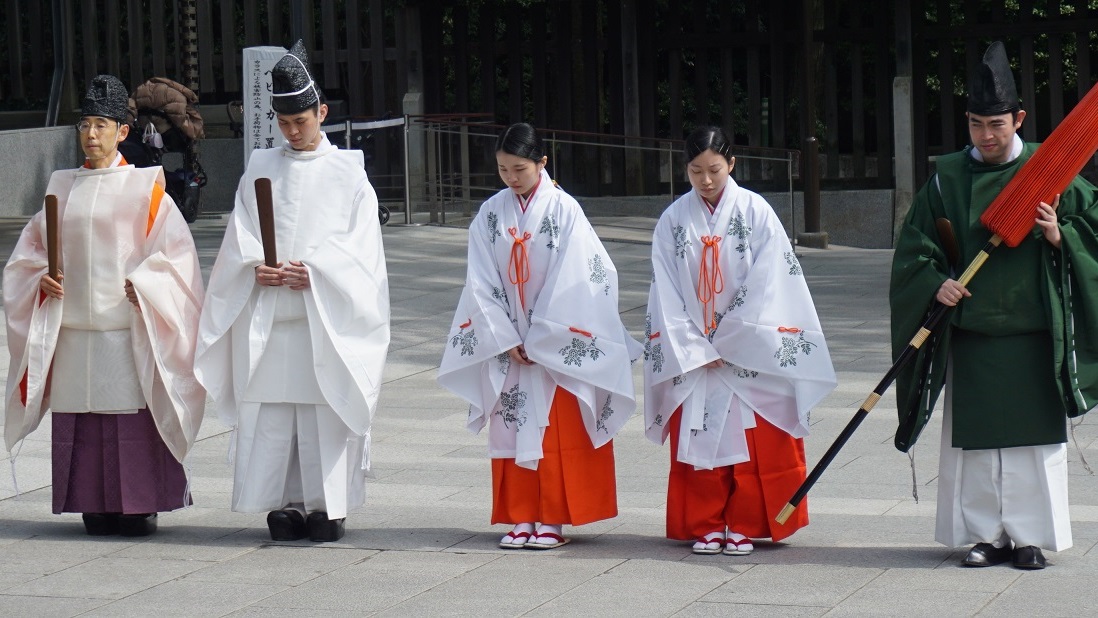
[1,214,1097,616]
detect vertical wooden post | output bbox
[290,0,304,41]
[81,0,99,85]
[218,1,236,92]
[181,0,200,93]
[506,9,523,123]
[798,0,827,248]
[370,0,386,117]
[801,0,817,217]
[893,0,916,240]
[666,6,682,139]
[346,0,363,115]
[127,0,145,89]
[621,0,643,195]
[6,0,25,98]
[321,1,338,88]
[151,0,167,78]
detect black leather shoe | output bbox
[267,509,308,541]
[306,511,346,542]
[82,513,120,536]
[1013,546,1047,570]
[118,513,158,537]
[962,542,1013,567]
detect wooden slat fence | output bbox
[911,0,1098,185]
[3,1,1098,190]
[1,1,402,116]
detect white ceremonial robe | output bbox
[4,158,206,462]
[195,136,390,518]
[935,365,1072,551]
[438,170,642,469]
[643,177,837,469]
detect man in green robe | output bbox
[890,41,1098,570]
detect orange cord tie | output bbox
[697,235,724,334]
[777,326,802,333]
[568,326,593,338]
[459,318,472,329]
[508,227,532,311]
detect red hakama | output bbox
[491,387,617,525]
[665,409,808,541]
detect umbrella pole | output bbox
[776,234,1002,525]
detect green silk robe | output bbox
[890,142,1098,452]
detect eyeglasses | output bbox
[75,120,119,134]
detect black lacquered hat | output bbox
[80,74,131,122]
[271,40,319,114]
[967,41,1021,116]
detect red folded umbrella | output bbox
[982,80,1098,246]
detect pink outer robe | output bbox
[4,160,206,464]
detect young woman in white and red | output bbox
[643,126,836,555]
[439,123,640,550]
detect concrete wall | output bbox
[0,129,243,219]
[0,127,81,217]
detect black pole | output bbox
[776,235,1004,524]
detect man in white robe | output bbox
[194,41,389,543]
[4,74,206,536]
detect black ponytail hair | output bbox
[684,126,733,163]
[495,122,546,162]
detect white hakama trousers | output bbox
[935,379,1072,551]
[231,402,367,520]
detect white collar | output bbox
[281,132,337,159]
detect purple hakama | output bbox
[52,408,190,514]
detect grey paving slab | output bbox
[978,573,1098,614]
[829,587,996,617]
[701,563,882,607]
[181,545,377,586]
[249,550,499,613]
[0,571,40,593]
[528,558,741,617]
[80,580,288,618]
[861,566,1022,593]
[226,608,348,618]
[674,601,829,617]
[0,216,1094,616]
[7,556,207,600]
[377,554,626,617]
[0,594,112,616]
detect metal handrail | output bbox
[406,115,799,159]
[403,116,799,237]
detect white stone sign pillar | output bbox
[243,46,287,166]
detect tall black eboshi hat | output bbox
[270,40,320,114]
[80,74,131,122]
[967,41,1021,116]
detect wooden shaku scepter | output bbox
[254,178,278,268]
[776,79,1098,525]
[45,195,60,280]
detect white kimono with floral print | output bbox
[438,170,641,469]
[643,176,837,470]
